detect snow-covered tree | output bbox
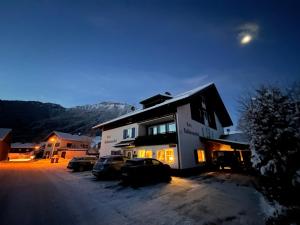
[239,84,300,193]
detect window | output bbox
[123,127,136,139]
[47,143,52,147]
[55,143,60,147]
[157,150,165,161]
[156,148,175,164]
[138,150,145,158]
[165,148,174,164]
[152,159,161,165]
[148,122,176,135]
[66,143,72,148]
[159,124,166,134]
[145,150,152,158]
[167,122,176,133]
[195,149,206,163]
[138,150,152,158]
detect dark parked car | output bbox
[67,156,97,172]
[121,158,171,185]
[92,155,127,178]
[212,151,240,170]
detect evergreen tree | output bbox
[239,84,300,203]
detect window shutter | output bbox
[123,130,127,139]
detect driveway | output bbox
[0,161,267,225]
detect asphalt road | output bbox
[0,161,266,225]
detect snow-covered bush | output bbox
[239,84,300,203]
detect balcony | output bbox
[134,133,177,146]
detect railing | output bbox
[134,133,177,146]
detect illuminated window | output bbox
[196,149,206,163]
[165,148,174,164]
[145,150,152,158]
[138,150,145,158]
[156,148,174,164]
[157,150,165,161]
[138,150,152,158]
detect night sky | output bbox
[0,0,299,127]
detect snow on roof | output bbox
[93,82,214,129]
[11,143,39,149]
[220,132,250,144]
[46,131,91,142]
[0,128,12,141]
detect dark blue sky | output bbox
[0,0,299,127]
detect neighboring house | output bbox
[9,143,40,161]
[93,83,250,170]
[0,128,12,161]
[43,131,92,159]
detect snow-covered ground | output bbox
[0,161,269,225]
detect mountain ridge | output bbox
[0,100,133,142]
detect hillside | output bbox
[0,100,133,142]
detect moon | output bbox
[240,34,252,45]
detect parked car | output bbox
[121,158,171,185]
[212,151,240,170]
[92,155,127,179]
[67,156,97,172]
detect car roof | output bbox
[100,155,124,158]
[127,158,156,161]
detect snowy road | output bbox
[0,161,266,225]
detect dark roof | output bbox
[93,83,233,129]
[200,137,249,150]
[0,128,12,141]
[140,94,173,108]
[11,143,39,149]
[220,132,250,143]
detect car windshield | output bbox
[98,157,109,164]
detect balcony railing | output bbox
[134,133,177,146]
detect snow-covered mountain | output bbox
[0,100,133,142]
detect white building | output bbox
[43,131,92,159]
[93,83,249,170]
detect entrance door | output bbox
[61,151,66,158]
[124,150,133,159]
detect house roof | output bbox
[44,131,91,142]
[0,128,12,141]
[11,143,39,149]
[93,83,233,129]
[220,132,250,143]
[200,137,249,150]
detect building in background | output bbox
[93,83,250,171]
[43,131,91,159]
[0,128,12,161]
[9,143,40,161]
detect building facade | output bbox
[93,83,249,170]
[0,128,12,161]
[43,131,91,159]
[9,143,40,161]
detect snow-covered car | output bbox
[67,156,97,172]
[92,155,127,178]
[121,158,171,185]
